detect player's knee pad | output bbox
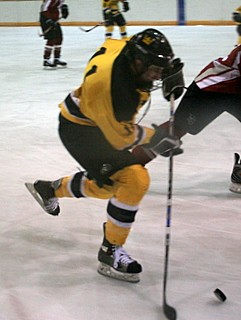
[127,165,150,200]
[106,25,114,32]
[112,164,150,206]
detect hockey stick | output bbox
[39,25,53,37]
[78,9,127,33]
[79,23,103,33]
[162,93,177,320]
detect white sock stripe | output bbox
[67,175,76,197]
[80,175,88,197]
[107,214,133,228]
[110,197,139,212]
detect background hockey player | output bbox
[232,5,241,45]
[133,45,241,194]
[102,0,129,39]
[25,29,184,282]
[40,0,69,68]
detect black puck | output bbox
[214,288,227,302]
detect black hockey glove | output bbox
[232,12,241,23]
[143,125,183,156]
[162,58,184,101]
[123,1,130,12]
[61,4,69,19]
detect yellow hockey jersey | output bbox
[102,0,123,12]
[59,38,154,151]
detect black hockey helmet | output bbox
[126,28,174,68]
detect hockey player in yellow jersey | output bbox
[102,0,129,39]
[25,29,184,282]
[232,5,241,45]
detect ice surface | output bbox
[0,25,240,320]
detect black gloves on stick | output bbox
[143,125,183,156]
[162,58,185,101]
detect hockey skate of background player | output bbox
[40,0,69,68]
[25,28,184,282]
[102,0,130,39]
[133,44,241,194]
[232,5,241,46]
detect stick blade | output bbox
[79,26,89,32]
[163,303,177,320]
[78,24,101,33]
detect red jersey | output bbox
[195,45,241,94]
[40,0,64,21]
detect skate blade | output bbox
[25,182,48,213]
[97,262,140,283]
[56,65,67,68]
[43,66,57,70]
[229,182,241,194]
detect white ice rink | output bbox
[0,25,240,320]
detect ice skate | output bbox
[97,224,142,283]
[43,59,57,68]
[54,59,67,67]
[229,153,241,194]
[25,180,60,215]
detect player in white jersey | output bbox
[133,45,241,193]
